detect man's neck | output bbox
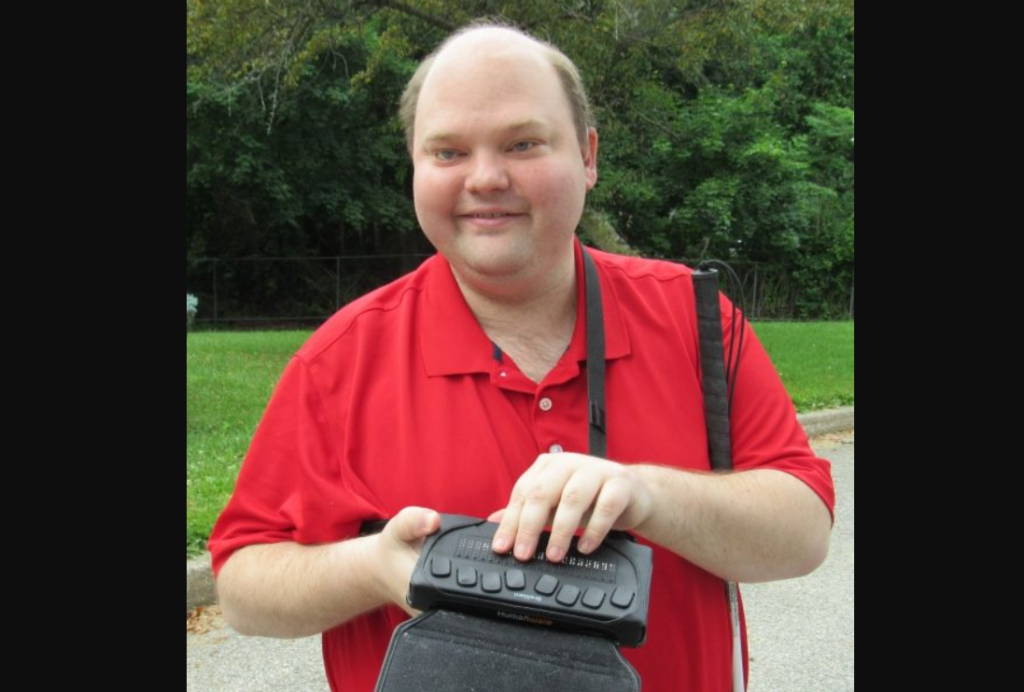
[452,254,578,341]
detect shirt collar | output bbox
[421,235,631,377]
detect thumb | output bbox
[388,507,440,543]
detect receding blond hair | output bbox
[399,19,595,155]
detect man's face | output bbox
[412,36,598,291]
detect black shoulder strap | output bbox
[582,246,607,458]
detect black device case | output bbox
[374,609,640,692]
[374,514,650,691]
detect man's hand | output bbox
[488,453,654,563]
[372,507,440,617]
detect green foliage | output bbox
[187,1,854,318]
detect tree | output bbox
[187,0,854,318]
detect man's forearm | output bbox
[631,465,831,583]
[216,536,387,638]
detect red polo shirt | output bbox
[209,237,835,692]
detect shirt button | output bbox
[549,444,564,453]
[539,397,553,412]
[499,371,508,378]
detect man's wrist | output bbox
[629,464,693,544]
[360,534,393,608]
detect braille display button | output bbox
[535,575,559,596]
[482,573,502,593]
[611,588,635,609]
[431,557,451,578]
[556,585,581,607]
[582,588,606,609]
[506,570,526,590]
[457,567,478,588]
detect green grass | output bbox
[751,321,855,411]
[186,332,310,557]
[186,322,853,556]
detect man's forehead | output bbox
[416,29,572,147]
[423,118,553,144]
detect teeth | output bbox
[473,213,508,218]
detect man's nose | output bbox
[465,151,510,193]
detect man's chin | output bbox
[449,244,535,283]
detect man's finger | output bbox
[578,478,630,553]
[547,474,602,562]
[387,507,440,544]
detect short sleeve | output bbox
[719,294,836,521]
[207,355,381,575]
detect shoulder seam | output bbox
[301,282,426,364]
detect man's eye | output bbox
[511,142,536,153]
[435,150,459,161]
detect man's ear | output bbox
[583,127,599,190]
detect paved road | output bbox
[744,434,855,691]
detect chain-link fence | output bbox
[689,260,855,321]
[186,254,433,329]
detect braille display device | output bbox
[373,514,653,692]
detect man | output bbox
[209,21,835,692]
